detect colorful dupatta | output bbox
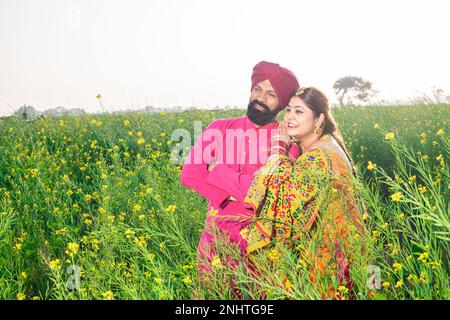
[243,141,365,299]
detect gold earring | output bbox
[314,126,322,135]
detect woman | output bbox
[242,87,366,299]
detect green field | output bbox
[0,104,448,300]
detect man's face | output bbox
[247,80,281,126]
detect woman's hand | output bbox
[270,121,291,155]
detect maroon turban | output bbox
[251,61,299,110]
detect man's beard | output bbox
[246,100,281,126]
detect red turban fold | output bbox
[251,61,299,110]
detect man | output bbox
[180,61,299,277]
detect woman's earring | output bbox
[314,125,322,135]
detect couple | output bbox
[180,61,365,299]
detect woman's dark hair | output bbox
[294,87,356,176]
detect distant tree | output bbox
[333,76,377,106]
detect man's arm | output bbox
[206,164,253,203]
[180,120,230,206]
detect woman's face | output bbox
[284,96,317,139]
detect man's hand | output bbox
[207,159,218,173]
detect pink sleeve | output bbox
[180,120,230,206]
[206,164,253,203]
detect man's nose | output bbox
[256,92,267,103]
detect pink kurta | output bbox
[180,116,299,272]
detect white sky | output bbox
[1,0,449,116]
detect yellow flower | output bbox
[208,207,218,217]
[133,204,142,212]
[418,184,427,194]
[66,242,79,257]
[395,280,403,288]
[138,214,146,221]
[373,123,380,129]
[390,192,403,202]
[382,281,390,288]
[239,228,249,240]
[399,213,405,220]
[165,205,177,213]
[16,292,26,300]
[407,274,418,282]
[436,128,444,136]
[338,285,349,293]
[154,277,163,284]
[183,276,191,284]
[92,239,100,251]
[49,259,61,271]
[285,279,293,292]
[123,120,130,126]
[408,175,416,183]
[267,248,281,263]
[32,296,40,300]
[418,252,429,263]
[20,272,28,279]
[102,290,114,300]
[429,260,442,269]
[125,229,135,239]
[419,272,427,284]
[392,263,403,272]
[371,230,381,238]
[14,242,22,251]
[436,154,444,167]
[211,255,222,269]
[367,161,377,171]
[55,227,68,235]
[137,138,145,145]
[362,212,369,221]
[385,132,395,140]
[96,94,102,100]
